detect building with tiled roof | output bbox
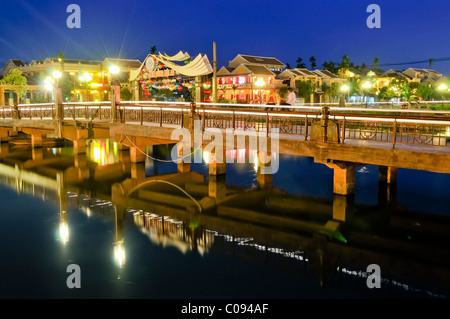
[216,54,285,103]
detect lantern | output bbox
[144,91,151,97]
[178,86,183,91]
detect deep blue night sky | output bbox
[0,0,449,74]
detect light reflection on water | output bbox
[0,142,450,298]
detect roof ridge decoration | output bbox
[129,50,212,81]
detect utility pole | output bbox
[212,41,217,103]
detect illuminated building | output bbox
[216,54,284,104]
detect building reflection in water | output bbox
[0,141,449,298]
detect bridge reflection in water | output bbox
[0,140,449,298]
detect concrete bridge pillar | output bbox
[0,128,9,143]
[326,161,356,196]
[256,151,273,190]
[73,140,87,155]
[32,148,44,161]
[130,146,147,163]
[332,194,354,222]
[131,162,146,184]
[208,175,226,202]
[31,134,43,148]
[177,142,190,173]
[208,149,226,176]
[379,166,398,184]
[72,129,89,155]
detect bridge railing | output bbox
[2,101,450,148]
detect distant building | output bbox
[402,68,444,83]
[277,68,344,103]
[217,54,284,103]
[1,59,25,76]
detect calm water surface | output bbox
[0,141,449,299]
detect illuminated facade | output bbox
[6,57,141,103]
[216,54,285,104]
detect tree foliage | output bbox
[295,80,315,101]
[120,86,132,100]
[0,69,28,104]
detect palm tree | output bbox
[57,52,66,72]
[296,57,306,68]
[373,57,379,69]
[309,56,317,70]
[150,46,157,55]
[428,58,434,69]
[339,55,350,78]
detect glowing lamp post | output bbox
[341,84,349,102]
[362,81,371,107]
[438,84,448,106]
[79,73,92,102]
[109,65,121,122]
[53,71,63,124]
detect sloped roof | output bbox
[10,59,25,67]
[314,69,340,78]
[231,64,275,76]
[103,58,142,69]
[238,55,285,67]
[295,68,318,77]
[381,69,411,79]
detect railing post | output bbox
[321,106,330,143]
[392,119,397,148]
[181,106,184,128]
[160,107,163,127]
[304,115,308,140]
[266,111,269,137]
[341,116,346,144]
[202,106,206,132]
[140,106,143,125]
[232,110,235,132]
[85,105,88,119]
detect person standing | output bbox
[285,87,296,111]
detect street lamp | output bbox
[438,84,448,106]
[362,81,371,107]
[340,84,349,103]
[79,72,92,102]
[109,65,121,122]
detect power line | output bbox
[378,57,450,67]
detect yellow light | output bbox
[109,65,120,74]
[349,72,354,77]
[341,85,349,91]
[255,78,265,87]
[438,84,448,90]
[362,82,371,88]
[44,83,53,91]
[93,145,101,162]
[59,222,69,245]
[114,242,126,268]
[76,90,80,93]
[53,71,62,79]
[202,151,210,164]
[70,72,75,75]
[98,73,102,77]
[79,76,85,82]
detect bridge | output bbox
[1,100,450,197]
